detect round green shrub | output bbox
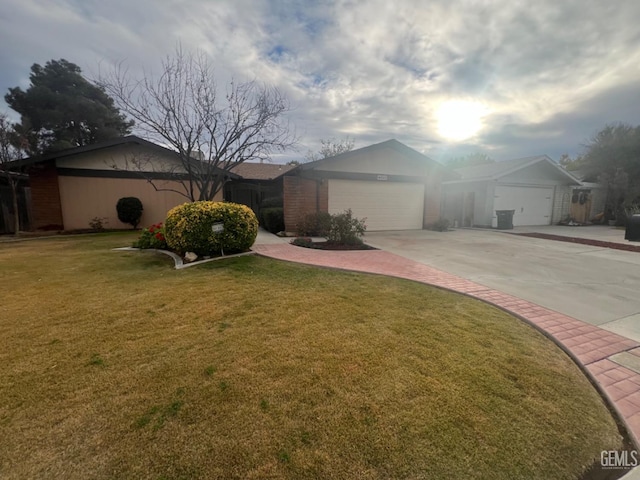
[116,197,143,229]
[260,207,284,233]
[164,201,258,255]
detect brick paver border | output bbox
[252,243,640,447]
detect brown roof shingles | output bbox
[230,162,297,180]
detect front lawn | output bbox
[0,233,624,479]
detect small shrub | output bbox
[134,222,168,250]
[326,209,366,245]
[431,217,450,232]
[261,207,285,233]
[164,201,258,256]
[297,211,332,236]
[116,197,144,229]
[290,237,314,248]
[89,217,107,232]
[260,196,283,209]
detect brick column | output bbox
[28,161,64,230]
[283,176,321,233]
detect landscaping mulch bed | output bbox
[305,241,377,251]
[513,232,640,252]
[291,239,377,251]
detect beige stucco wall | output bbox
[58,176,222,230]
[56,144,186,173]
[316,146,432,176]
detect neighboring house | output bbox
[282,139,452,232]
[224,162,296,213]
[14,136,236,231]
[441,155,582,228]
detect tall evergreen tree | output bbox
[579,123,640,221]
[5,59,133,154]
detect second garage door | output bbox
[328,179,425,231]
[493,185,553,226]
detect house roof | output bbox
[227,162,296,180]
[12,135,244,179]
[447,155,582,185]
[297,138,447,172]
[12,135,173,168]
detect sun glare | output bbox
[436,100,488,141]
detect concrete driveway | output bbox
[365,228,640,342]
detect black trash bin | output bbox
[625,214,640,242]
[495,210,515,230]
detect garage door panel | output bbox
[494,185,553,226]
[329,179,424,231]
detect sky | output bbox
[1,0,640,164]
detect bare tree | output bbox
[0,113,23,235]
[98,47,296,201]
[305,136,355,163]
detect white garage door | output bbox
[493,185,553,226]
[328,179,424,231]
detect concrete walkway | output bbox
[252,239,640,452]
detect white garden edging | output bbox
[112,247,255,269]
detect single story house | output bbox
[441,155,582,228]
[14,136,236,231]
[21,135,586,234]
[283,139,452,232]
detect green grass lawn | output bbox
[0,233,624,479]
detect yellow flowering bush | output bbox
[164,201,258,256]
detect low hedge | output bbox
[164,201,258,256]
[261,207,284,233]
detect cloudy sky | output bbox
[1,0,640,163]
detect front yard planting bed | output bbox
[291,236,377,250]
[0,233,626,479]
